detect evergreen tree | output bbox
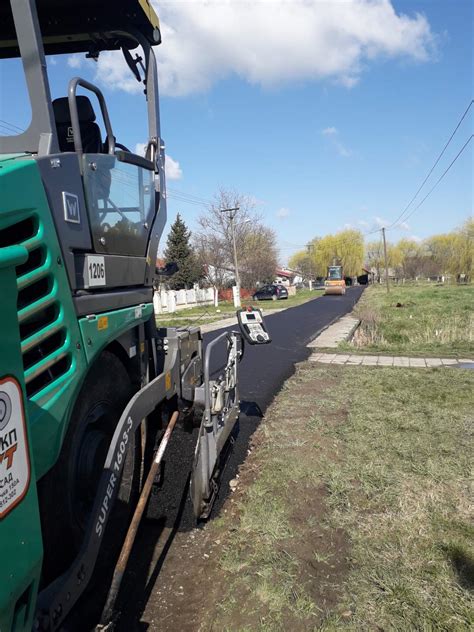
[164,214,202,289]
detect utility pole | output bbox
[381,227,390,293]
[306,243,314,290]
[221,206,241,307]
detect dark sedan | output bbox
[252,284,289,301]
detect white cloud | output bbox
[358,219,369,228]
[135,143,183,180]
[134,142,147,157]
[165,155,183,180]
[321,126,353,157]
[94,0,434,96]
[334,141,352,158]
[95,51,143,94]
[276,207,290,219]
[399,221,410,231]
[410,234,422,243]
[322,127,338,136]
[67,55,82,69]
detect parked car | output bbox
[252,284,289,301]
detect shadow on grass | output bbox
[442,543,474,591]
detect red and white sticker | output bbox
[0,377,31,519]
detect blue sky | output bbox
[1,0,472,264]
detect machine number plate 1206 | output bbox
[86,255,106,287]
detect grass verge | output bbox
[339,283,473,357]
[199,363,474,631]
[156,288,324,328]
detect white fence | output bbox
[153,287,216,314]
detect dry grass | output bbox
[317,365,474,630]
[198,363,474,631]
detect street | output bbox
[205,286,365,516]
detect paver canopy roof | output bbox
[0,0,161,58]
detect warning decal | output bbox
[0,377,30,519]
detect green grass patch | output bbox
[199,363,474,631]
[340,283,473,357]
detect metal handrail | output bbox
[67,77,115,156]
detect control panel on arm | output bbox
[237,306,271,345]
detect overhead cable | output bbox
[392,134,473,226]
[387,99,473,229]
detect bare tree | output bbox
[195,233,230,289]
[194,188,278,289]
[240,226,278,288]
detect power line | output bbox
[388,99,473,230]
[363,226,384,236]
[393,134,473,226]
[0,119,25,134]
[167,193,207,207]
[167,187,213,206]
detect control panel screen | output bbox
[237,307,271,345]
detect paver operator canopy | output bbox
[0,0,163,160]
[0,0,161,58]
[0,4,271,631]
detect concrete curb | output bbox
[308,315,360,349]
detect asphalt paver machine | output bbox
[0,2,269,630]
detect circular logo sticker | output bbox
[0,391,12,431]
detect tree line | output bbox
[163,195,472,289]
[289,229,365,278]
[290,218,473,281]
[366,218,473,280]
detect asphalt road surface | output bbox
[204,285,365,516]
[76,286,364,630]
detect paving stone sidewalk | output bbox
[310,353,474,368]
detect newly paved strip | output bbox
[147,286,366,529]
[310,353,473,368]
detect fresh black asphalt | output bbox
[140,287,365,533]
[205,285,364,515]
[147,286,365,528]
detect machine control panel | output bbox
[237,307,271,345]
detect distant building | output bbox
[275,268,303,286]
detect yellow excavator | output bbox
[324,265,346,295]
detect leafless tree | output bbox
[194,188,278,289]
[195,233,230,289]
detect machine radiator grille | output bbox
[0,215,72,399]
